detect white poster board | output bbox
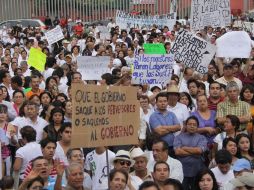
[170,30,216,74]
[116,10,176,31]
[77,56,110,80]
[45,25,64,45]
[190,0,231,30]
[132,54,174,85]
[216,31,252,58]
[97,26,111,40]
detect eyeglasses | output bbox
[118,160,131,166]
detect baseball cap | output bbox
[233,159,251,172]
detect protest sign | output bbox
[27,47,47,72]
[170,30,216,74]
[116,10,176,31]
[216,31,252,58]
[71,83,140,148]
[77,56,110,80]
[45,25,64,45]
[233,21,254,33]
[132,54,174,85]
[190,0,231,30]
[143,43,166,54]
[97,26,111,40]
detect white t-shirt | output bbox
[211,167,234,189]
[214,132,227,150]
[16,142,42,179]
[85,149,115,190]
[54,141,68,166]
[124,175,143,190]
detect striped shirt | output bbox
[216,100,251,131]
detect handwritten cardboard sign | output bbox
[143,43,166,54]
[170,30,216,74]
[27,47,47,72]
[77,56,110,80]
[190,0,231,30]
[71,83,140,148]
[216,31,252,58]
[116,10,176,31]
[45,25,64,45]
[132,54,174,85]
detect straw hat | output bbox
[130,148,149,160]
[111,150,135,167]
[167,85,180,95]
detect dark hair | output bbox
[225,115,240,131]
[0,176,14,190]
[49,107,64,124]
[11,75,23,87]
[152,139,169,151]
[139,95,149,103]
[235,133,254,158]
[0,104,7,114]
[139,181,160,190]
[194,169,219,190]
[185,115,200,127]
[18,100,29,117]
[179,92,193,109]
[56,93,68,102]
[40,138,57,149]
[59,122,72,134]
[0,86,10,101]
[0,70,9,83]
[209,81,221,90]
[215,149,232,164]
[155,92,168,102]
[45,76,57,90]
[109,169,128,184]
[163,178,183,190]
[71,45,80,53]
[153,161,169,173]
[101,73,113,85]
[13,89,25,98]
[222,137,237,149]
[20,126,37,142]
[39,91,53,105]
[187,78,200,89]
[240,84,254,105]
[27,176,44,189]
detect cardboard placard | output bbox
[77,56,110,80]
[132,54,174,85]
[27,47,47,72]
[143,43,166,54]
[170,30,216,74]
[71,83,140,148]
[45,25,64,45]
[190,0,231,30]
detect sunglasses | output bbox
[118,160,131,166]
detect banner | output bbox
[27,47,47,72]
[97,26,111,40]
[190,0,231,30]
[116,10,176,31]
[45,25,64,45]
[77,56,110,80]
[71,83,140,148]
[170,30,216,74]
[132,54,174,85]
[216,31,252,58]
[143,43,166,54]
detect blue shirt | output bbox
[173,132,207,177]
[149,110,179,146]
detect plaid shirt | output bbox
[216,100,251,131]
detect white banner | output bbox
[116,10,176,31]
[132,54,174,85]
[45,25,64,45]
[216,31,252,58]
[77,56,110,80]
[170,30,216,74]
[97,26,111,40]
[190,0,231,30]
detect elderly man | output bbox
[147,139,183,182]
[216,81,251,132]
[130,147,152,181]
[111,150,143,190]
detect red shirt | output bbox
[208,97,225,111]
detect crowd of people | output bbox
[0,13,253,190]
